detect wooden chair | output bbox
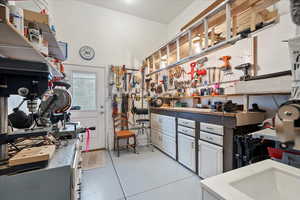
[113,113,137,157]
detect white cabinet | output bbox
[198,140,223,178]
[162,134,176,159]
[151,114,176,159]
[178,133,196,172]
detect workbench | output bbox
[0,139,82,200]
[150,107,265,174]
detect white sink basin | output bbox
[201,160,300,200]
[230,167,300,200]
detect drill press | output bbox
[0,58,49,163]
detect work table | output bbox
[150,107,265,173]
[0,138,82,200]
[151,107,265,127]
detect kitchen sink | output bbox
[230,167,300,200]
[201,160,300,200]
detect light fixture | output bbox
[124,0,134,4]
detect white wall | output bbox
[49,0,167,69]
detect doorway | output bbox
[65,64,106,150]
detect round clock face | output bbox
[79,46,95,61]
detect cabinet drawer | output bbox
[178,118,195,129]
[200,131,223,146]
[200,123,224,135]
[178,126,195,137]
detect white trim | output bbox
[64,63,106,69]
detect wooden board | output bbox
[181,0,279,32]
[181,0,225,31]
[9,145,56,167]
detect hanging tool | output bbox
[112,94,118,116]
[112,66,122,89]
[122,65,128,92]
[162,75,168,91]
[128,73,133,90]
[219,56,232,72]
[235,63,252,81]
[206,67,216,84]
[188,62,197,80]
[145,78,152,91]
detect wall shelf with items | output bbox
[179,33,190,60]
[0,5,63,78]
[168,40,177,65]
[23,9,65,61]
[145,0,280,77]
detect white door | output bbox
[198,140,223,178]
[65,65,106,150]
[178,133,196,171]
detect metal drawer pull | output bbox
[206,136,214,141]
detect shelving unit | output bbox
[145,0,279,77]
[161,92,290,111]
[0,5,63,78]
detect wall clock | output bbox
[79,46,95,61]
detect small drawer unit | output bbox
[199,122,224,178]
[200,122,224,135]
[178,118,196,129]
[178,125,195,137]
[200,131,223,146]
[177,118,196,172]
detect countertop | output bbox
[151,107,265,121]
[201,159,300,200]
[251,128,279,141]
[46,139,78,170]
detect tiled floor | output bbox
[81,147,203,200]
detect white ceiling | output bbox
[75,0,195,24]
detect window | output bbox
[72,72,97,111]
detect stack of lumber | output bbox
[9,145,56,167]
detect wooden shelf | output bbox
[145,0,279,77]
[161,92,290,99]
[23,9,65,61]
[0,6,63,78]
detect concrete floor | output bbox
[81,147,203,200]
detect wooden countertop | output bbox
[151,107,237,117]
[150,107,265,126]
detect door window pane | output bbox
[72,72,97,111]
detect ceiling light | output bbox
[124,0,134,4]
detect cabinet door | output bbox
[198,140,223,178]
[178,134,196,171]
[162,134,176,159]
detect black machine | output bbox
[0,57,51,163]
[0,58,49,98]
